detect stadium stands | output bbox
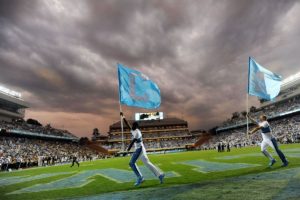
[219,74,300,131]
[0,120,105,171]
[0,120,77,140]
[201,114,300,151]
[201,75,300,151]
[0,136,102,171]
[0,85,104,171]
[99,117,201,152]
[219,95,300,130]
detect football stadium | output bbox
[1,72,300,199]
[1,1,300,200]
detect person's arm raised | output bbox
[248,126,260,135]
[247,113,258,125]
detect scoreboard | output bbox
[135,112,164,121]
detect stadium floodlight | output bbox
[0,85,22,99]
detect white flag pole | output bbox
[119,102,125,152]
[246,57,250,141]
[117,63,125,152]
[246,93,249,140]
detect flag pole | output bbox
[246,57,250,141]
[117,62,125,152]
[119,102,125,152]
[246,93,249,140]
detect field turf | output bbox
[1,144,300,200]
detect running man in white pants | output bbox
[248,114,288,167]
[120,112,165,186]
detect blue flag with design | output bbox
[248,57,282,101]
[118,63,161,109]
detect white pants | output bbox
[261,139,275,151]
[260,138,288,163]
[130,146,162,178]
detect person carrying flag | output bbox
[120,112,165,187]
[248,114,288,167]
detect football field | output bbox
[1,144,300,200]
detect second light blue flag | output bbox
[248,57,282,101]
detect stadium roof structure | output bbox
[0,88,29,120]
[281,71,300,90]
[109,117,188,130]
[5,129,79,141]
[259,72,300,107]
[0,93,28,109]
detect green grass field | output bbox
[1,144,300,200]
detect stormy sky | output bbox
[0,0,300,137]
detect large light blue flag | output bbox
[248,57,282,101]
[118,63,161,109]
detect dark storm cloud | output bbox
[0,0,300,135]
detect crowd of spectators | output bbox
[200,114,300,151]
[0,119,76,139]
[221,96,300,128]
[0,136,101,171]
[108,130,189,140]
[106,135,198,150]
